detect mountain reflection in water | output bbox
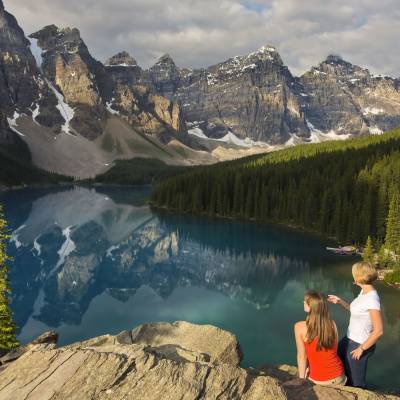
[1,186,399,390]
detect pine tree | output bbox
[377,245,393,269]
[385,192,400,254]
[363,236,374,263]
[376,182,388,240]
[151,129,400,246]
[0,206,19,350]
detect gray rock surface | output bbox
[299,55,400,137]
[0,1,41,114]
[143,46,308,144]
[129,321,242,365]
[29,24,111,139]
[0,322,398,400]
[0,0,190,161]
[141,49,400,145]
[105,51,142,87]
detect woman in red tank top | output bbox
[294,291,346,385]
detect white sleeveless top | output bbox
[347,289,380,344]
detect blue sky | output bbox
[241,1,267,13]
[6,0,400,77]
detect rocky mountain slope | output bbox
[0,322,398,400]
[145,46,309,144]
[299,55,400,139]
[141,49,400,145]
[0,0,210,179]
[1,0,400,179]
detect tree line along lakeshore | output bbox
[151,129,400,283]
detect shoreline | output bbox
[2,184,397,289]
[150,203,349,246]
[151,204,400,289]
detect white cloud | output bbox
[5,0,400,76]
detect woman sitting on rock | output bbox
[294,290,346,385]
[328,262,383,388]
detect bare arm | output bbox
[351,309,384,359]
[294,322,308,379]
[328,295,350,311]
[333,321,339,345]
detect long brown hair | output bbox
[304,290,336,350]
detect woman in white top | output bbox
[328,262,384,388]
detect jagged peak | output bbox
[0,0,4,12]
[246,44,277,56]
[245,43,281,63]
[30,25,81,41]
[30,24,60,39]
[157,53,175,64]
[29,25,83,53]
[325,54,343,63]
[106,51,138,67]
[323,54,351,66]
[304,53,373,81]
[257,44,277,54]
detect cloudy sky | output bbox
[6,0,400,76]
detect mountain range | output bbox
[1,0,400,179]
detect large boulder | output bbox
[129,321,243,365]
[0,322,397,400]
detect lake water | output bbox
[1,186,399,390]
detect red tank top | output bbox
[304,337,344,381]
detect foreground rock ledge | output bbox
[0,321,398,400]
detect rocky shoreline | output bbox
[0,321,398,399]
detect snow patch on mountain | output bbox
[45,79,75,135]
[188,123,269,148]
[369,125,383,135]
[284,119,352,146]
[106,98,120,115]
[188,126,208,139]
[217,132,267,148]
[247,45,275,60]
[33,236,42,256]
[29,37,43,70]
[56,226,76,269]
[31,103,40,124]
[7,111,25,136]
[105,63,133,67]
[106,244,120,259]
[10,224,26,248]
[363,107,385,115]
[306,119,351,142]
[207,74,218,86]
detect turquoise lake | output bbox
[1,186,399,390]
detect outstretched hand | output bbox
[327,295,341,304]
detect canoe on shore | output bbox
[326,246,357,255]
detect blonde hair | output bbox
[352,262,378,284]
[304,291,336,350]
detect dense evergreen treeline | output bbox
[0,140,71,187]
[151,129,400,249]
[92,158,188,185]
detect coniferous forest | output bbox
[151,129,400,253]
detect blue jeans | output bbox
[338,336,375,388]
